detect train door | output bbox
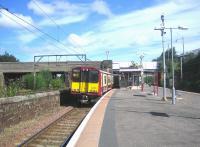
[88,70,99,94]
[101,72,103,94]
[102,73,107,93]
[80,69,88,93]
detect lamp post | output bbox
[155,14,188,104]
[154,15,167,101]
[165,26,188,104]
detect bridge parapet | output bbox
[0,61,101,73]
[0,60,112,87]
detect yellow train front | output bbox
[71,66,112,104]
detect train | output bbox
[70,66,113,105]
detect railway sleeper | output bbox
[48,125,76,131]
[38,135,67,141]
[56,122,78,126]
[29,138,64,146]
[43,130,71,136]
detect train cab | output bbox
[71,67,112,104]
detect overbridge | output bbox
[0,60,112,86]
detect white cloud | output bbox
[27,0,113,27]
[17,31,40,44]
[28,0,89,16]
[3,0,200,61]
[39,14,88,26]
[28,0,55,15]
[0,9,34,28]
[21,43,75,56]
[28,0,90,26]
[91,0,113,17]
[66,0,200,61]
[67,33,89,47]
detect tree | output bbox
[0,52,19,62]
[153,47,180,87]
[179,52,200,92]
[130,61,139,68]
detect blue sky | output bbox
[0,0,200,63]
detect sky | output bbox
[0,0,200,63]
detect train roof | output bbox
[72,66,112,74]
[72,66,98,70]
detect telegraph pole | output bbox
[154,15,167,101]
[140,55,144,92]
[106,50,109,60]
[170,28,176,104]
[176,37,185,80]
[181,37,185,79]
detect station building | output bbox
[112,61,158,87]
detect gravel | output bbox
[0,106,73,147]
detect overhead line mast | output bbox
[31,0,91,60]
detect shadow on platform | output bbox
[111,107,200,120]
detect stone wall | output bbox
[0,91,60,128]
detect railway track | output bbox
[19,108,90,147]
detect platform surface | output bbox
[99,87,200,147]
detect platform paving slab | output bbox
[99,88,200,147]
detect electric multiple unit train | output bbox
[71,66,112,104]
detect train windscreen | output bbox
[81,70,88,82]
[88,70,99,83]
[72,69,80,82]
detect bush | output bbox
[6,82,19,97]
[50,78,65,89]
[22,70,52,90]
[0,70,66,98]
[39,70,52,88]
[35,73,47,90]
[0,81,20,97]
[0,87,6,98]
[144,76,153,86]
[23,73,34,89]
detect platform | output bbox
[67,87,200,147]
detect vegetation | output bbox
[153,47,180,87]
[130,61,139,68]
[0,52,19,62]
[144,76,153,86]
[23,74,34,89]
[0,81,21,97]
[178,52,200,92]
[0,70,66,98]
[154,48,200,93]
[51,78,65,89]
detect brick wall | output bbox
[0,91,60,128]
